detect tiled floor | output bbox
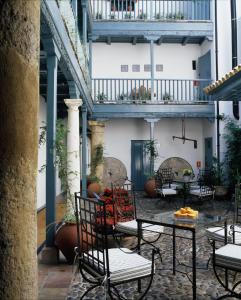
[38,256,73,300]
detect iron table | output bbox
[137,211,225,300]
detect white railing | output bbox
[91,0,211,21]
[92,78,212,103]
[57,0,91,87]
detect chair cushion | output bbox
[189,188,213,197]
[115,219,164,238]
[206,225,241,244]
[215,244,241,270]
[162,188,177,196]
[85,248,153,283]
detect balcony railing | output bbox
[92,78,212,103]
[91,0,211,21]
[57,0,91,87]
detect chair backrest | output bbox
[74,193,110,278]
[197,168,212,187]
[235,185,241,224]
[111,179,136,224]
[157,168,174,187]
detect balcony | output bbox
[91,78,215,119]
[90,0,213,44]
[91,0,211,21]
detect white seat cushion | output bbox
[206,225,241,244]
[156,188,177,196]
[189,188,213,197]
[215,244,241,270]
[162,188,177,196]
[84,248,153,283]
[115,219,164,238]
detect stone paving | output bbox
[67,194,239,300]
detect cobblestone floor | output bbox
[66,194,240,300]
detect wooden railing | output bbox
[92,78,212,103]
[91,0,211,21]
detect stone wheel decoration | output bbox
[103,157,127,188]
[159,157,194,180]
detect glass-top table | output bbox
[136,211,227,300]
[137,210,224,231]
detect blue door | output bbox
[205,137,213,169]
[198,50,211,100]
[131,140,150,191]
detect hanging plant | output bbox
[91,143,104,176]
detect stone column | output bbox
[88,121,105,182]
[0,1,40,299]
[65,99,82,214]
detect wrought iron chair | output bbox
[189,184,215,202]
[155,168,178,198]
[206,185,241,244]
[74,193,156,300]
[112,180,164,239]
[212,224,241,299]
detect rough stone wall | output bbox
[0,1,40,299]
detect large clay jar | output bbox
[55,223,78,264]
[87,182,101,197]
[144,179,157,198]
[55,223,94,264]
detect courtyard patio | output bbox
[38,193,238,300]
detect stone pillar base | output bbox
[39,246,59,265]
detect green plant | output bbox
[210,156,225,186]
[162,93,171,101]
[166,12,184,20]
[39,120,76,221]
[138,12,147,19]
[124,13,132,19]
[118,93,129,101]
[96,12,102,19]
[90,143,104,180]
[182,169,193,176]
[155,13,164,20]
[110,13,116,19]
[96,92,107,102]
[144,139,159,177]
[224,118,241,189]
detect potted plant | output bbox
[96,92,107,103]
[143,139,159,197]
[182,169,193,182]
[162,93,172,103]
[210,157,228,197]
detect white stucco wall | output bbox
[37,97,62,210]
[103,118,213,180]
[93,43,206,79]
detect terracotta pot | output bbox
[214,185,228,197]
[55,223,94,264]
[144,179,157,198]
[55,223,78,264]
[87,182,101,197]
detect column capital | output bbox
[64,99,82,111]
[144,118,160,123]
[88,120,105,128]
[144,35,159,42]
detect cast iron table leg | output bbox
[173,227,176,275]
[137,221,142,292]
[192,230,196,300]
